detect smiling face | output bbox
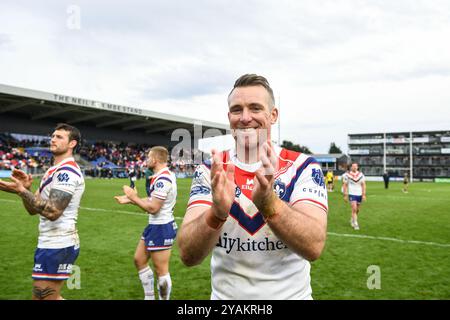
[228,85,278,152]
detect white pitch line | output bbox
[0,198,183,219]
[80,206,184,220]
[0,199,17,203]
[0,198,447,247]
[368,194,448,201]
[80,206,147,217]
[327,232,450,248]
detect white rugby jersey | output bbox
[38,157,85,249]
[187,146,328,300]
[147,167,177,225]
[343,171,366,196]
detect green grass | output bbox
[0,179,449,299]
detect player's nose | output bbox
[239,108,253,124]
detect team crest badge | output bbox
[273,179,286,198]
[193,170,202,180]
[235,186,242,197]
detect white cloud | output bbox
[1,0,449,153]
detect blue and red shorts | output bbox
[32,246,79,280]
[141,221,177,251]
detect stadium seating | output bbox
[0,133,195,178]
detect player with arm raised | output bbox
[115,146,177,300]
[0,123,85,300]
[177,74,328,300]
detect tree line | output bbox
[280,141,343,154]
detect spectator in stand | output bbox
[1,135,194,178]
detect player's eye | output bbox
[249,104,264,112]
[229,106,242,114]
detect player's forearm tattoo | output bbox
[19,189,73,221]
[32,286,56,300]
[21,196,40,215]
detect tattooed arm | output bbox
[0,176,72,220]
[19,188,73,221]
[6,170,40,215]
[21,190,41,215]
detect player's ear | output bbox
[69,140,78,151]
[270,107,278,125]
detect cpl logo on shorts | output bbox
[58,264,73,273]
[33,264,43,272]
[164,239,174,246]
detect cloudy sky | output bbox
[1,0,450,153]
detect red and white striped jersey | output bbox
[187,146,328,300]
[38,157,85,249]
[147,167,177,225]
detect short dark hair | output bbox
[54,123,81,152]
[228,74,275,108]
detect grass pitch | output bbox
[0,178,449,299]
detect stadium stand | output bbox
[0,132,196,179]
[0,83,227,178]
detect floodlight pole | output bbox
[278,94,281,146]
[383,132,386,173]
[410,131,413,183]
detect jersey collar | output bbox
[228,144,282,173]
